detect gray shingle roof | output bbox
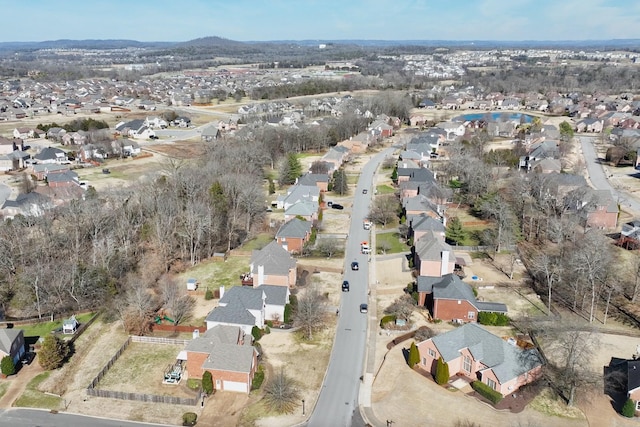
[205,304,256,326]
[186,325,256,374]
[415,231,453,262]
[0,329,23,356]
[251,241,296,277]
[408,214,445,233]
[202,343,255,373]
[186,325,242,353]
[276,218,311,239]
[219,286,265,311]
[431,323,542,383]
[297,173,329,186]
[255,285,289,306]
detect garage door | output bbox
[223,380,247,393]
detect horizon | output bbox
[2,0,640,43]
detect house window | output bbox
[468,311,475,320]
[463,355,472,373]
[428,349,436,358]
[281,237,286,242]
[636,400,640,411]
[487,378,496,390]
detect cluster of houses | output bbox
[395,136,547,397]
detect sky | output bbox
[3,0,640,43]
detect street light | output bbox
[302,399,305,415]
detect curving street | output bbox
[0,408,171,427]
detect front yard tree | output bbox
[332,168,349,195]
[264,369,300,414]
[294,284,328,340]
[0,356,15,376]
[316,238,339,258]
[369,194,399,227]
[408,342,420,369]
[445,217,466,246]
[435,357,450,385]
[39,335,69,370]
[385,294,415,321]
[202,371,214,395]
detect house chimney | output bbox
[258,265,265,287]
[441,251,450,276]
[219,286,225,299]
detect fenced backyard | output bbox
[86,336,199,406]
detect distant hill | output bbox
[0,39,173,51]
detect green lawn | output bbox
[178,254,250,290]
[376,231,410,254]
[375,184,395,195]
[346,173,360,185]
[0,381,8,400]
[14,372,62,410]
[16,312,96,338]
[242,233,275,251]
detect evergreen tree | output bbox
[279,154,303,186]
[202,371,214,394]
[622,398,635,418]
[435,357,450,385]
[0,356,15,376]
[332,169,349,195]
[408,342,420,368]
[445,217,466,246]
[38,335,69,370]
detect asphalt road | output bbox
[307,147,395,427]
[0,408,171,427]
[580,136,640,213]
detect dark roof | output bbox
[297,173,329,186]
[255,285,289,306]
[33,147,66,161]
[0,329,23,355]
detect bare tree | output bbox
[384,294,415,320]
[263,369,300,414]
[316,238,340,258]
[529,250,560,315]
[295,284,328,340]
[369,194,399,227]
[540,322,600,406]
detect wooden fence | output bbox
[86,335,198,406]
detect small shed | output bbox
[62,315,79,334]
[187,278,198,291]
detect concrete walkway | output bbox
[0,357,44,408]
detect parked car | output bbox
[359,303,368,313]
[342,281,350,292]
[362,189,368,194]
[327,201,333,207]
[102,168,111,174]
[351,261,359,271]
[331,204,344,210]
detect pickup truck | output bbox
[360,241,371,254]
[363,219,372,230]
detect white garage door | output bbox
[223,380,247,393]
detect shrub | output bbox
[186,378,201,390]
[204,289,213,300]
[471,380,503,404]
[251,365,265,391]
[379,314,397,328]
[264,325,271,334]
[252,326,264,341]
[266,320,274,328]
[435,357,450,385]
[202,371,213,395]
[622,398,636,417]
[408,342,420,368]
[182,412,197,426]
[478,312,510,326]
[1,356,15,376]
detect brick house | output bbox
[183,325,258,393]
[417,323,543,396]
[275,218,312,253]
[416,274,507,322]
[414,231,455,278]
[248,241,297,288]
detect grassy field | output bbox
[98,342,192,398]
[375,184,395,195]
[14,372,62,410]
[242,233,275,251]
[16,312,96,338]
[376,231,410,254]
[178,254,250,290]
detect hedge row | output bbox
[471,380,503,404]
[477,312,510,326]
